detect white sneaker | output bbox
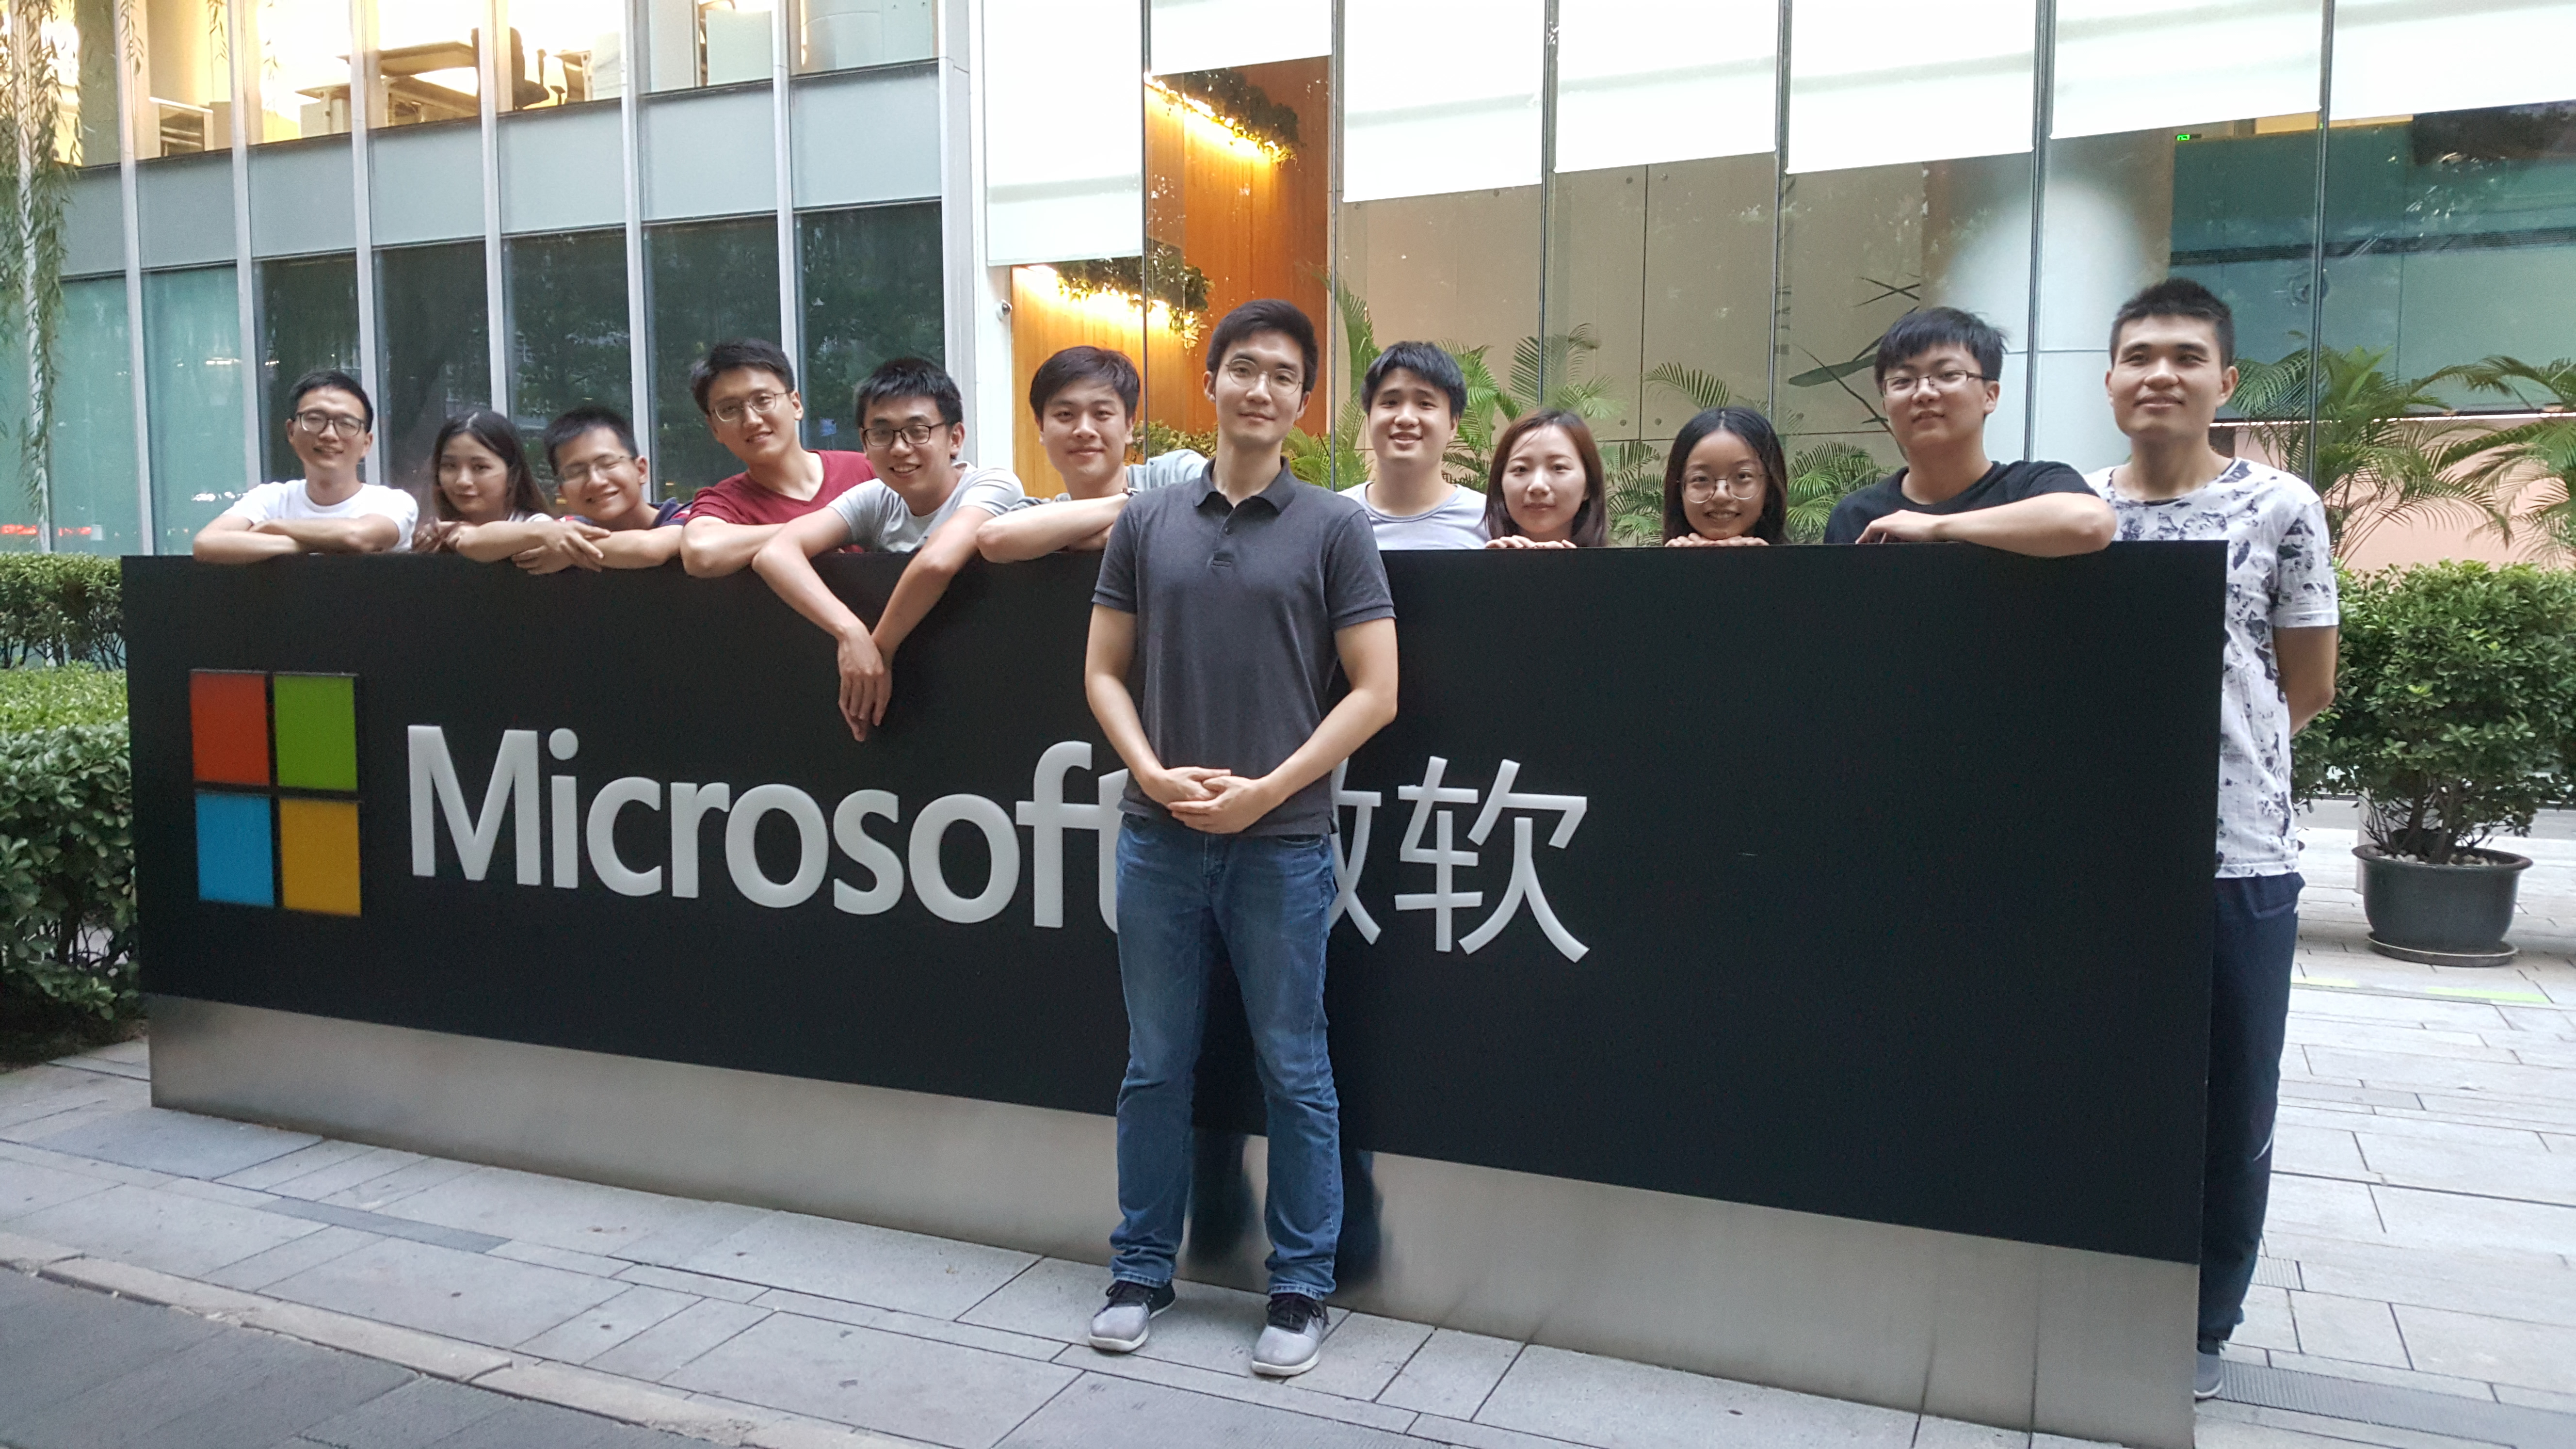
[1250,1292,1327,1378]
[1088,1279,1174,1352]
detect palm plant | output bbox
[2433,355,2576,561]
[2229,345,2500,557]
[1784,441,1884,543]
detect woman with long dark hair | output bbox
[418,409,606,567]
[1662,406,1788,547]
[1481,408,1608,549]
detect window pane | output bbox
[982,0,1139,265]
[501,0,628,107]
[799,203,943,451]
[146,265,253,551]
[258,253,360,483]
[368,0,483,128]
[57,0,123,164]
[509,228,633,468]
[1787,0,2034,174]
[643,0,774,90]
[793,0,932,74]
[137,0,232,158]
[2333,0,2576,122]
[377,241,493,495]
[1342,0,1541,203]
[49,279,145,554]
[253,0,355,141]
[646,214,778,495]
[2050,0,2318,142]
[1147,0,1326,75]
[1553,0,1774,174]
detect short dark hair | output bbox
[427,409,552,525]
[1203,299,1319,394]
[1874,307,2005,387]
[541,405,638,475]
[1029,346,1140,419]
[689,338,795,415]
[2109,276,2235,365]
[1662,406,1787,545]
[1483,408,1609,548]
[854,356,964,430]
[1361,341,1466,419]
[287,369,373,431]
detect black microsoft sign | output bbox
[125,545,2222,1266]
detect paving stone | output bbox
[665,1308,1077,1449]
[493,1238,632,1277]
[2305,1050,2570,1107]
[0,1272,222,1425]
[316,1155,483,1212]
[2240,1285,2300,1353]
[589,1299,774,1382]
[25,1106,319,1179]
[1475,1344,1918,1449]
[2371,1184,2576,1259]
[260,1195,510,1253]
[255,1145,430,1201]
[0,1067,134,1132]
[517,1284,702,1364]
[1377,1328,1526,1420]
[2266,1174,2389,1243]
[374,1164,761,1263]
[203,1224,385,1292]
[999,1371,1411,1448]
[0,1154,114,1221]
[2286,1108,2548,1153]
[1406,1412,1641,1449]
[292,1376,509,1449]
[613,1260,773,1304]
[216,1139,398,1193]
[954,1256,1103,1345]
[11,1180,326,1276]
[751,1287,1070,1362]
[2286,1291,2411,1368]
[1913,1419,2030,1448]
[2392,1304,2576,1396]
[1057,1345,1419,1433]
[2276,1125,2375,1181]
[674,1209,1038,1321]
[411,1394,715,1449]
[2355,1135,2576,1208]
[262,1235,627,1349]
[1299,1311,1436,1403]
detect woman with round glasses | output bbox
[1481,409,1609,548]
[1662,406,1787,547]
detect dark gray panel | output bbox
[789,65,941,209]
[138,153,238,268]
[64,169,125,279]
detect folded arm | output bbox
[193,513,401,562]
[454,518,606,569]
[976,495,1127,561]
[1857,492,2114,557]
[751,509,885,740]
[682,516,789,577]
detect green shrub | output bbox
[0,665,128,734]
[0,723,138,1020]
[0,554,123,668]
[2298,562,2576,862]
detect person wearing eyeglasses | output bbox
[192,369,419,562]
[678,338,877,578]
[1822,307,2112,556]
[752,357,1024,741]
[1662,406,1788,547]
[525,405,688,571]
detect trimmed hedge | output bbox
[0,723,138,1019]
[0,664,129,734]
[0,554,123,668]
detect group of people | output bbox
[191,282,2337,1399]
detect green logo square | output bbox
[272,674,357,791]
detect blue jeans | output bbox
[2200,872,2303,1350]
[1110,813,1342,1299]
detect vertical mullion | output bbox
[2307,0,2334,486]
[350,0,384,487]
[1767,0,1789,417]
[2022,0,2054,461]
[1533,0,1557,407]
[483,0,509,418]
[111,0,154,549]
[229,0,258,490]
[771,0,798,395]
[621,0,649,490]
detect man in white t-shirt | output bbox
[2087,278,2339,1403]
[976,346,1203,563]
[1342,341,1486,548]
[753,357,1026,741]
[193,370,418,562]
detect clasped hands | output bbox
[1142,764,1277,836]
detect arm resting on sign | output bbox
[1084,604,1223,811]
[1166,617,1401,836]
[193,512,398,562]
[751,508,887,741]
[453,518,607,570]
[192,514,303,563]
[2278,625,2338,734]
[977,495,1127,561]
[682,515,788,577]
[1858,493,2115,557]
[873,502,999,658]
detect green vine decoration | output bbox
[3,0,72,546]
[1051,238,1212,338]
[1155,67,1299,158]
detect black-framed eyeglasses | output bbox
[1881,369,1988,397]
[861,421,943,450]
[292,410,367,438]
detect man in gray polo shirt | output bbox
[1080,299,1400,1379]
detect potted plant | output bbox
[2298,561,2576,965]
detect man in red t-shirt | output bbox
[678,338,877,576]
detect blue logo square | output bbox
[197,791,275,907]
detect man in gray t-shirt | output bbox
[751,357,1024,741]
[1080,301,1398,1381]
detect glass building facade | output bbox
[12,0,2576,553]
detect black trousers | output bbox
[2199,872,2304,1350]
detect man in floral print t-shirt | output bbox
[2089,279,2340,1404]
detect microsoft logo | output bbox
[192,671,362,916]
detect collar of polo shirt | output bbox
[1193,463,1302,513]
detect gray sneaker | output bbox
[1089,1279,1174,1352]
[2194,1350,2223,1400]
[1251,1292,1327,1378]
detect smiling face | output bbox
[435,432,519,524]
[1499,425,1589,543]
[1882,342,1999,459]
[2107,314,2236,448]
[704,366,804,469]
[1205,329,1309,455]
[1037,379,1134,498]
[860,394,966,499]
[287,386,372,481]
[1679,428,1770,541]
[1365,367,1457,478]
[552,426,649,525]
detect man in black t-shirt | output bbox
[1823,307,2113,556]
